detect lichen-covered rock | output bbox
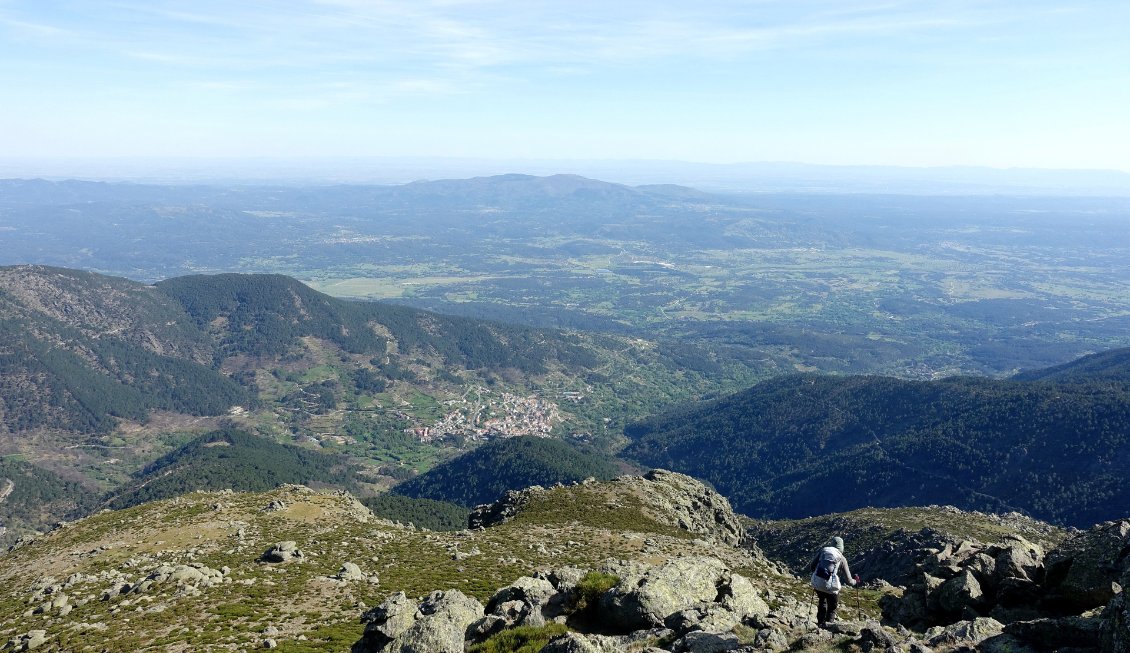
[260,541,303,563]
[858,621,900,653]
[541,629,670,653]
[384,590,484,653]
[137,564,225,591]
[600,556,730,631]
[336,562,365,581]
[719,572,769,622]
[925,617,1005,647]
[936,570,985,615]
[359,592,418,650]
[670,629,742,652]
[1045,520,1130,612]
[4,630,48,651]
[994,535,1044,583]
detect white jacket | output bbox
[810,546,854,594]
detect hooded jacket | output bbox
[809,543,854,594]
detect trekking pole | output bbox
[853,574,862,620]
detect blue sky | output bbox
[2,1,1129,171]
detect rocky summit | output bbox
[0,474,1127,653]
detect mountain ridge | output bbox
[624,359,1130,527]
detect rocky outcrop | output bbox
[469,576,560,638]
[468,488,538,530]
[355,557,777,653]
[469,470,746,547]
[1044,520,1130,613]
[627,470,745,547]
[876,516,1130,653]
[260,541,303,563]
[1104,589,1130,653]
[358,589,484,653]
[599,556,769,637]
[924,617,1005,647]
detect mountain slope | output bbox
[392,436,624,507]
[0,475,772,652]
[623,363,1130,527]
[1012,345,1130,384]
[105,428,364,509]
[0,458,93,547]
[0,266,250,434]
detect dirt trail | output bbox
[0,479,13,504]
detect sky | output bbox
[2,1,1129,172]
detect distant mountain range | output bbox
[5,158,1130,195]
[623,348,1130,528]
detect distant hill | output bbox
[0,458,93,547]
[0,265,687,439]
[623,356,1130,527]
[0,266,249,434]
[1012,346,1130,384]
[106,428,363,509]
[392,436,624,507]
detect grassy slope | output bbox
[0,480,771,652]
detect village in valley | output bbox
[405,388,564,442]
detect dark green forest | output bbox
[361,494,469,531]
[0,316,249,434]
[106,428,363,509]
[154,273,598,374]
[392,436,623,507]
[624,351,1130,527]
[0,458,93,546]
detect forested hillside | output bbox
[0,267,249,434]
[106,428,364,509]
[392,436,624,507]
[624,354,1130,527]
[0,458,93,547]
[1012,346,1130,384]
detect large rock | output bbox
[1103,590,1130,653]
[359,592,418,650]
[396,590,483,653]
[671,629,742,652]
[925,617,1005,647]
[936,570,985,615]
[541,631,668,653]
[720,572,770,622]
[134,564,224,592]
[1005,615,1102,649]
[358,590,484,653]
[994,535,1045,583]
[260,541,303,563]
[4,631,48,651]
[470,575,559,637]
[1045,520,1130,612]
[600,557,730,631]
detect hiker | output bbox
[808,536,857,626]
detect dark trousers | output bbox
[815,590,839,625]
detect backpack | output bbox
[815,555,839,581]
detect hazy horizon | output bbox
[4,156,1130,196]
[2,1,1128,173]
